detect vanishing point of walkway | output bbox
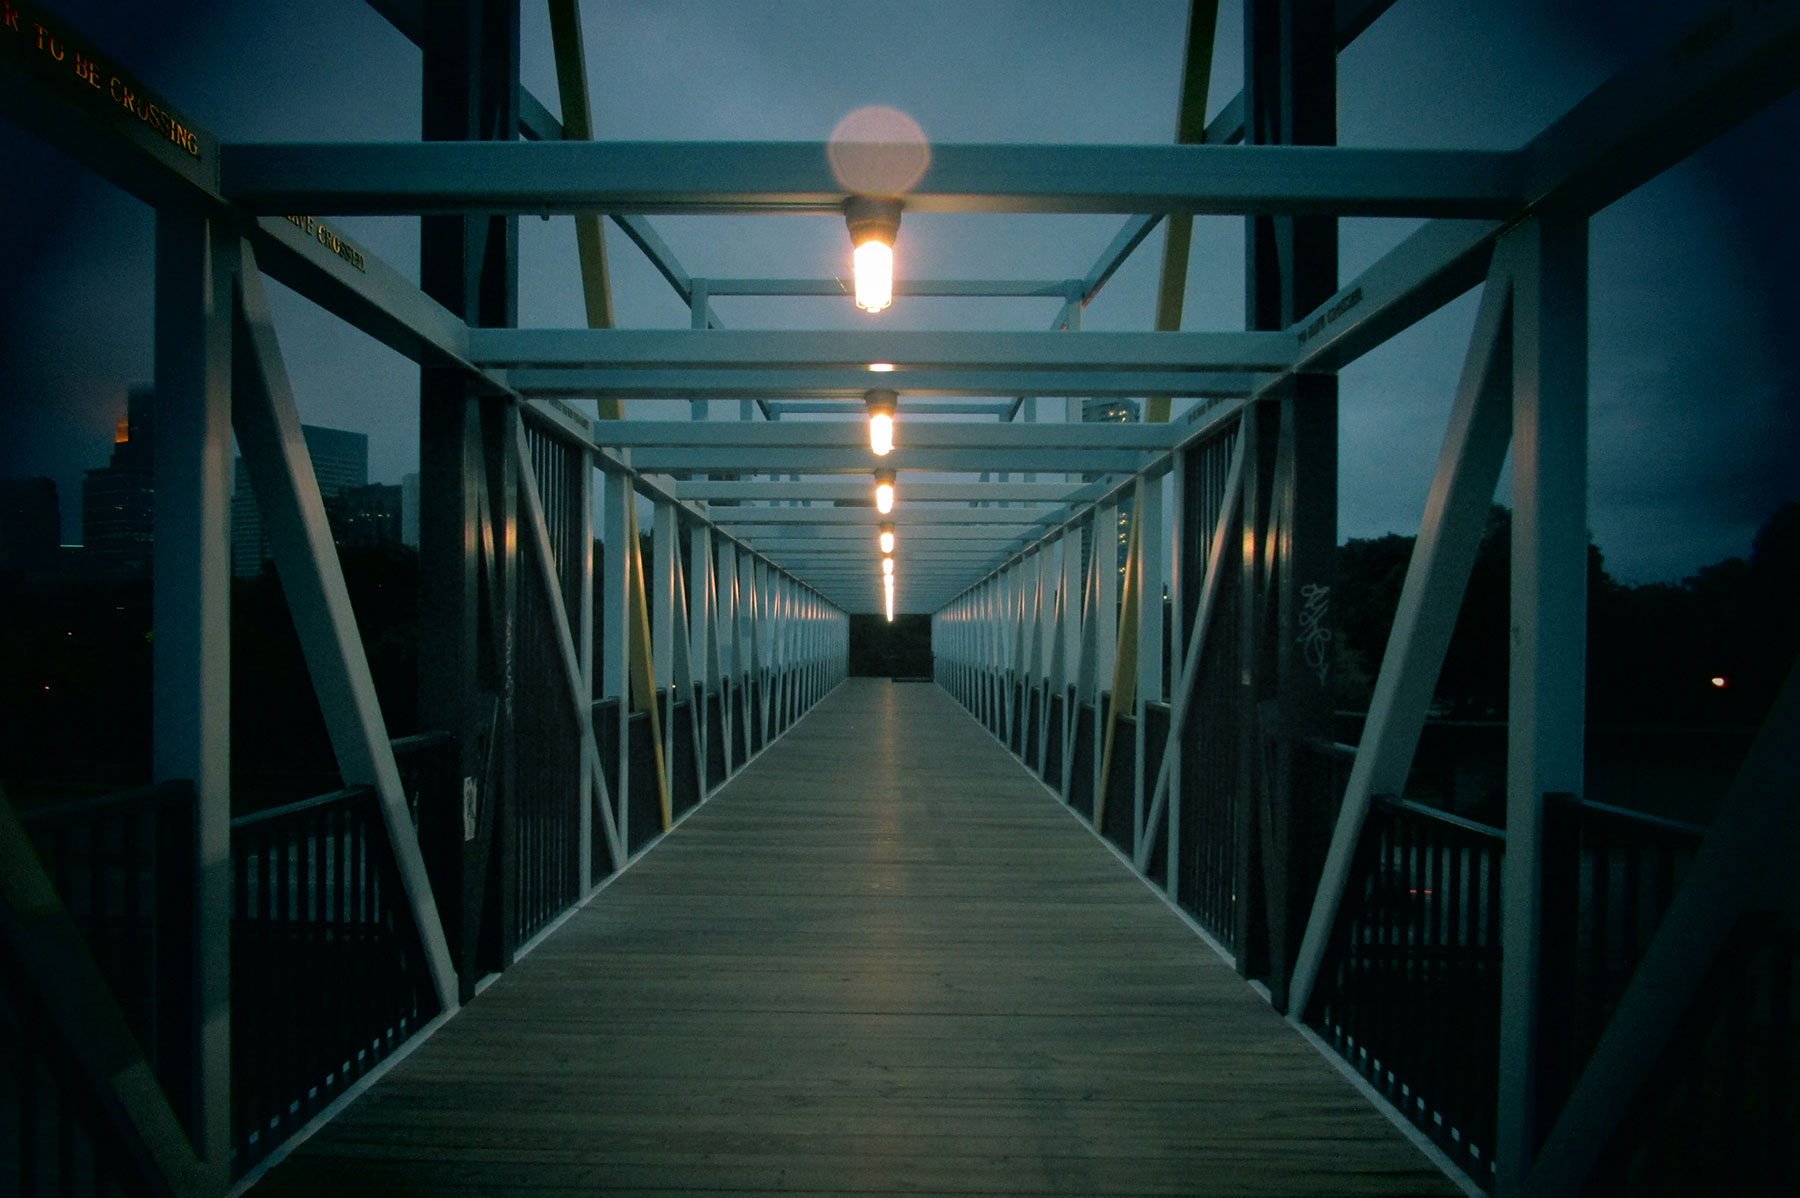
[251,679,1457,1196]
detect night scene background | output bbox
[1,0,1796,817]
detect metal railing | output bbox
[230,785,440,1171]
[1307,795,1506,1182]
[9,782,196,1198]
[17,783,199,1128]
[1306,791,1718,1190]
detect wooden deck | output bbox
[249,679,1459,1196]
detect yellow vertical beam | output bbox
[549,0,669,828]
[1148,0,1219,423]
[1097,0,1217,832]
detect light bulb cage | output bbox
[864,389,897,420]
[843,195,902,250]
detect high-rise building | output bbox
[401,472,421,548]
[1081,398,1139,585]
[328,483,404,549]
[232,425,371,576]
[81,386,156,578]
[0,477,61,573]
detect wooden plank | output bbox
[249,680,1456,1196]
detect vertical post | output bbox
[737,548,757,753]
[1242,0,1338,1008]
[1061,525,1084,797]
[689,278,710,422]
[1092,503,1120,805]
[1134,473,1164,856]
[487,398,519,964]
[690,521,714,784]
[653,499,677,803]
[1165,451,1186,900]
[1497,212,1588,1196]
[717,537,739,773]
[419,0,520,1001]
[152,210,231,1181]
[601,469,632,848]
[577,446,594,892]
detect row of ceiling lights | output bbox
[847,195,903,619]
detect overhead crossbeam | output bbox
[627,448,1149,474]
[472,328,1291,371]
[219,141,1521,218]
[676,480,1085,503]
[705,505,1066,526]
[591,420,1184,451]
[502,367,1267,400]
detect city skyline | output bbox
[0,0,1795,584]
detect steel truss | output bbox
[2,1,1797,1196]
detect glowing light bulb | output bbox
[865,388,897,456]
[853,241,893,312]
[873,468,896,515]
[884,574,896,622]
[882,556,894,576]
[878,524,895,554]
[844,196,901,315]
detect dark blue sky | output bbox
[2,0,1795,584]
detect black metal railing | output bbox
[2,985,139,1198]
[1537,793,1707,1130]
[18,782,198,1130]
[1589,912,1796,1195]
[1307,795,1506,1184]
[230,785,439,1172]
[9,782,195,1198]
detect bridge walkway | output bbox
[249,678,1457,1196]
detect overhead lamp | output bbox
[865,388,897,456]
[844,195,901,313]
[878,523,895,554]
[873,467,896,515]
[883,573,896,622]
[882,556,895,576]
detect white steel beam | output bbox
[513,415,626,873]
[220,140,1521,217]
[502,366,1266,399]
[590,420,1186,451]
[475,327,1290,372]
[1135,425,1246,872]
[1497,213,1589,1196]
[231,245,458,1013]
[629,448,1149,474]
[151,208,233,1182]
[1288,237,1519,1020]
[706,506,1066,526]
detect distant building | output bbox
[328,483,404,549]
[1081,398,1140,424]
[401,472,420,548]
[81,385,156,578]
[0,477,61,573]
[1081,398,1138,583]
[232,425,371,576]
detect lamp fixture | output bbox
[844,195,901,313]
[878,523,895,554]
[882,556,895,576]
[865,388,896,456]
[883,572,896,622]
[873,467,896,515]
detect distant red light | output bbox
[1709,676,1728,689]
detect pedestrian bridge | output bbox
[245,680,1455,1196]
[4,2,1797,1197]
